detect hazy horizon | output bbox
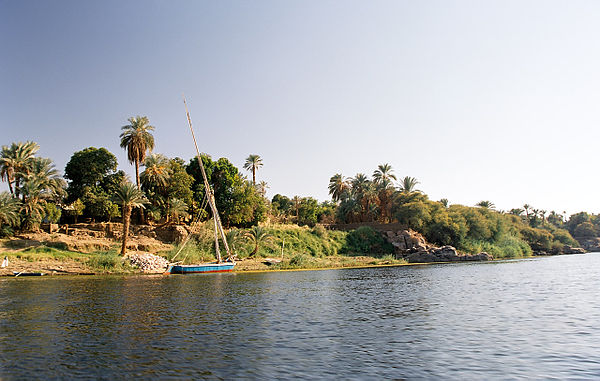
[2,0,599,216]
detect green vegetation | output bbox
[113,182,148,255]
[342,226,394,256]
[2,117,598,268]
[120,116,155,189]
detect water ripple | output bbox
[2,254,600,379]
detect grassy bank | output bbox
[1,223,539,276]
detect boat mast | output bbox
[183,96,232,263]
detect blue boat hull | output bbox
[166,262,235,274]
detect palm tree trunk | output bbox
[252,168,256,185]
[121,205,131,256]
[135,159,140,190]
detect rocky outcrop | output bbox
[406,246,493,263]
[155,225,189,243]
[561,246,586,254]
[385,229,433,253]
[383,229,493,263]
[575,237,600,252]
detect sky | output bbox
[2,0,600,215]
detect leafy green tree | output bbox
[574,222,597,238]
[317,201,337,224]
[271,194,292,219]
[439,198,449,208]
[43,202,61,223]
[187,155,265,227]
[120,116,155,189]
[243,154,263,185]
[165,158,194,208]
[64,147,119,201]
[547,211,564,227]
[565,212,591,235]
[113,182,148,255]
[64,199,85,223]
[297,197,319,227]
[520,226,553,251]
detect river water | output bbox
[1,253,600,379]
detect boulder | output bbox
[155,225,189,243]
[403,244,493,263]
[562,246,586,254]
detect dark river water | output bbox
[2,253,600,379]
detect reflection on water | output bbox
[2,254,600,378]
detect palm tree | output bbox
[373,164,396,222]
[113,182,148,255]
[164,198,189,224]
[244,225,273,257]
[523,204,531,219]
[225,228,243,257]
[398,176,420,193]
[26,157,66,200]
[140,153,170,191]
[328,174,349,202]
[243,154,263,185]
[351,173,370,197]
[120,116,155,189]
[0,192,21,230]
[373,163,397,185]
[476,200,495,209]
[0,141,40,197]
[257,181,269,197]
[509,208,524,216]
[351,174,377,221]
[19,178,45,230]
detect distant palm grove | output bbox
[2,115,600,258]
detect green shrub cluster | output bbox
[340,226,394,257]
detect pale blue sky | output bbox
[2,0,599,215]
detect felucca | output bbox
[165,98,235,274]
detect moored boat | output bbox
[164,97,235,275]
[166,262,235,274]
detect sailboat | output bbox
[165,98,235,275]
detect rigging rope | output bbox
[170,191,209,263]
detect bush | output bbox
[341,226,393,257]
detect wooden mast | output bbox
[183,96,232,262]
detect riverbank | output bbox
[0,243,408,276]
